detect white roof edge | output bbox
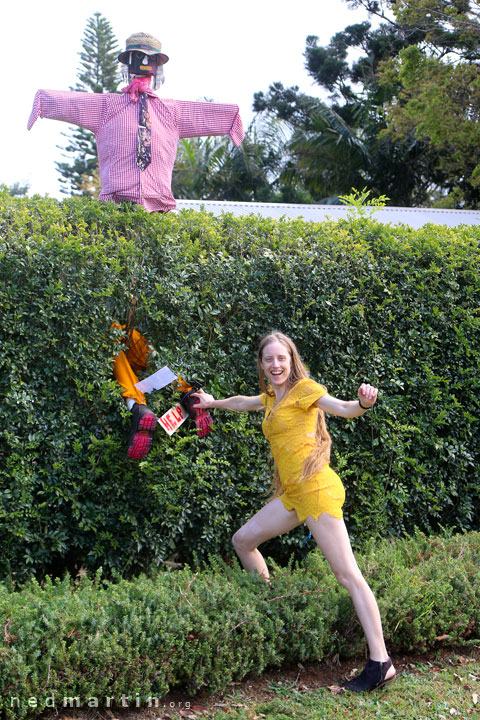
[175,199,480,229]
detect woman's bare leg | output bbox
[232,498,301,580]
[306,513,394,677]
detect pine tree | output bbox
[56,13,120,196]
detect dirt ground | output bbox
[38,646,480,720]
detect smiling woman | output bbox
[260,339,292,387]
[192,330,395,693]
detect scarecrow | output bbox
[28,32,240,456]
[28,32,244,212]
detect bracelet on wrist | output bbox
[358,399,371,410]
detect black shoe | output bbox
[127,404,157,460]
[344,657,395,692]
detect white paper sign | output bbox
[158,403,189,435]
[134,366,177,395]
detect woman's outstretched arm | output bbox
[192,388,264,412]
[316,383,378,418]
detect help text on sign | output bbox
[158,404,189,435]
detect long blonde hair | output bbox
[257,332,331,497]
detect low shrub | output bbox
[0,532,479,719]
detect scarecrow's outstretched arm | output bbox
[175,99,244,146]
[28,89,108,133]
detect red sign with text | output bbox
[158,403,189,435]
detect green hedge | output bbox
[0,190,479,578]
[1,532,479,719]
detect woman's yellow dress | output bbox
[260,378,345,522]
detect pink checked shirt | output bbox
[28,90,244,212]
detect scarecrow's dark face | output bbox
[127,50,159,76]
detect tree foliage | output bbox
[6,182,30,197]
[254,1,480,207]
[351,0,480,58]
[372,1,480,207]
[56,13,120,197]
[254,15,440,205]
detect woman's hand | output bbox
[358,383,378,408]
[191,388,216,409]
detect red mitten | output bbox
[179,387,213,437]
[194,406,214,438]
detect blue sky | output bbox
[4,0,372,198]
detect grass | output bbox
[184,652,480,720]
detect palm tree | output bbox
[172,116,290,202]
[286,104,371,202]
